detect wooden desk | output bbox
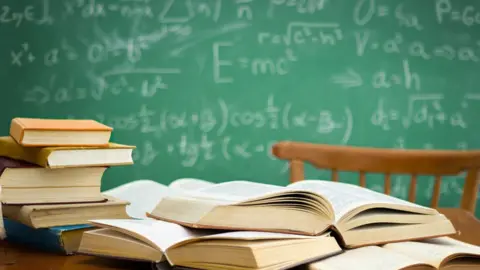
[438,208,480,246]
[1,208,479,269]
[0,241,153,270]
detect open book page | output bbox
[383,237,480,268]
[168,178,215,191]
[103,180,179,219]
[89,219,212,252]
[288,180,432,222]
[176,181,286,203]
[170,231,321,249]
[308,246,429,270]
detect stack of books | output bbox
[79,180,480,270]
[0,117,135,254]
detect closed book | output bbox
[3,195,130,228]
[10,118,112,147]
[0,156,105,204]
[3,218,93,255]
[0,136,134,168]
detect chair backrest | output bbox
[272,141,480,213]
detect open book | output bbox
[78,219,341,270]
[147,180,456,248]
[103,179,211,219]
[309,237,480,269]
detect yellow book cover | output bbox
[0,136,135,168]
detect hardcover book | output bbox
[0,136,134,168]
[0,156,105,204]
[148,180,456,248]
[10,118,112,147]
[3,218,93,255]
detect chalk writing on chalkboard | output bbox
[2,0,480,209]
[0,0,53,27]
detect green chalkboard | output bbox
[1,0,479,216]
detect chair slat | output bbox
[332,169,339,182]
[290,160,304,183]
[408,175,417,202]
[359,172,366,187]
[384,173,391,195]
[431,175,442,208]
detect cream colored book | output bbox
[0,156,105,204]
[0,136,134,169]
[78,219,341,270]
[103,179,211,219]
[148,180,456,248]
[309,237,480,270]
[2,196,130,228]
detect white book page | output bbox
[308,246,428,270]
[383,237,480,267]
[169,178,215,191]
[187,181,286,203]
[90,219,211,252]
[197,230,318,241]
[103,180,183,219]
[288,180,430,221]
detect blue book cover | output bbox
[3,218,93,255]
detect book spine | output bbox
[3,218,68,254]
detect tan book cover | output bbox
[0,136,135,168]
[10,118,113,147]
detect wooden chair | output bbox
[272,141,480,245]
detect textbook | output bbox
[3,218,93,254]
[10,118,112,147]
[309,237,480,270]
[0,156,106,204]
[148,180,456,248]
[103,179,213,219]
[3,196,130,228]
[78,219,341,270]
[0,136,134,168]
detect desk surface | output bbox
[1,208,479,270]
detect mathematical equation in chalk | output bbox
[371,94,480,131]
[213,42,298,83]
[355,31,480,62]
[268,0,327,17]
[129,136,277,167]
[354,0,423,31]
[63,0,222,22]
[0,0,53,28]
[331,60,420,90]
[435,0,480,27]
[67,95,353,142]
[257,22,343,46]
[22,68,181,104]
